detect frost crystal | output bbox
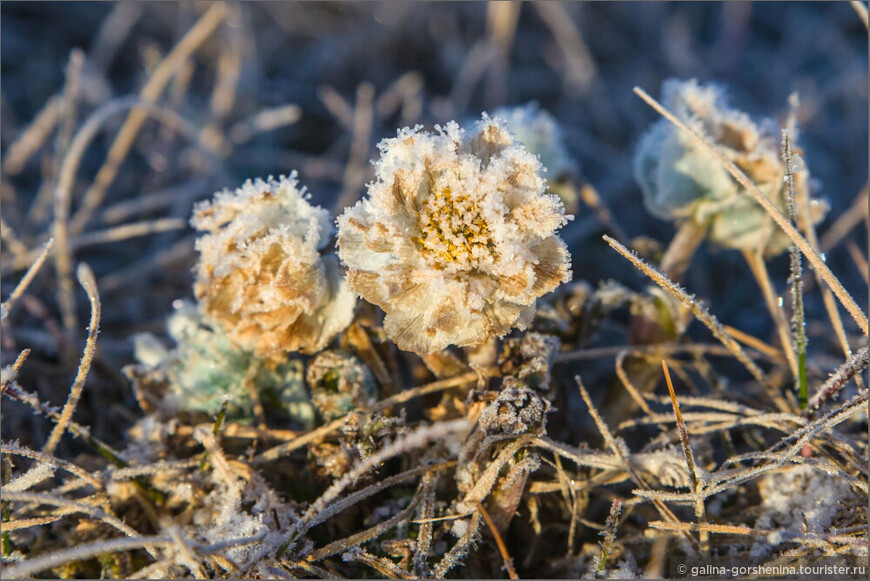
[337,115,572,353]
[192,173,355,361]
[634,79,828,256]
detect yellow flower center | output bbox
[415,186,492,267]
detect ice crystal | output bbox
[337,115,572,353]
[192,173,355,361]
[634,79,828,256]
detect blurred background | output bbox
[2,1,867,445]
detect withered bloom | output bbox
[337,116,572,353]
[634,79,828,256]
[192,174,355,361]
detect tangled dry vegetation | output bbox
[1,2,868,579]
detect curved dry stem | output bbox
[43,264,101,455]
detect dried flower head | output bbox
[306,350,377,420]
[498,332,561,391]
[337,115,572,353]
[634,79,828,256]
[478,380,550,437]
[132,301,315,427]
[192,173,355,361]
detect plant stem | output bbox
[782,131,808,409]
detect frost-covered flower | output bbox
[192,174,355,361]
[634,79,828,256]
[493,103,579,213]
[492,103,576,181]
[306,350,377,420]
[337,115,572,353]
[478,380,550,437]
[132,301,315,427]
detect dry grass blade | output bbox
[847,241,869,283]
[663,362,709,483]
[255,372,477,463]
[723,324,783,361]
[648,521,767,536]
[1,96,63,177]
[615,350,655,416]
[2,515,63,531]
[0,349,30,393]
[1,442,102,489]
[476,500,519,580]
[806,347,869,414]
[633,86,868,334]
[334,83,375,212]
[69,3,227,234]
[794,179,861,387]
[603,235,768,386]
[50,95,197,340]
[820,183,868,252]
[169,526,207,579]
[0,215,30,260]
[413,471,437,577]
[43,263,100,455]
[739,250,798,375]
[782,130,809,409]
[432,511,482,578]
[661,361,708,552]
[1,535,172,579]
[305,462,455,532]
[578,181,628,243]
[770,390,867,456]
[343,547,413,579]
[308,494,422,562]
[1,238,54,319]
[534,1,596,91]
[576,376,627,461]
[1,490,141,540]
[659,220,708,282]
